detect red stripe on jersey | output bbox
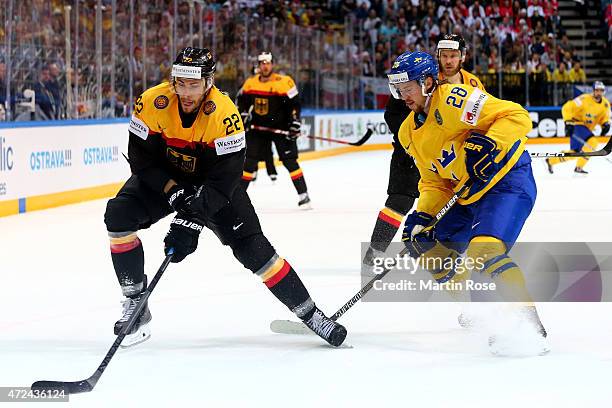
[242,90,288,97]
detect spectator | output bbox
[531,8,546,33]
[46,62,63,119]
[552,61,571,82]
[499,0,513,18]
[569,60,587,83]
[558,34,574,56]
[527,0,545,18]
[33,66,56,120]
[361,51,374,77]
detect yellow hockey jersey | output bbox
[127,82,246,207]
[237,73,300,129]
[130,82,244,147]
[439,68,485,91]
[561,93,611,132]
[398,83,532,215]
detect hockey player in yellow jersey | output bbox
[104,47,347,348]
[388,51,548,354]
[362,34,485,276]
[237,52,311,208]
[546,81,611,174]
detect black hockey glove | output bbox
[164,213,204,263]
[564,122,575,138]
[165,183,197,213]
[602,122,610,136]
[464,133,499,186]
[287,119,301,141]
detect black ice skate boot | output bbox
[114,280,152,348]
[298,193,312,210]
[302,307,347,347]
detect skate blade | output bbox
[270,319,314,335]
[298,203,313,211]
[120,323,151,348]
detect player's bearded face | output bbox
[174,78,209,113]
[259,61,273,77]
[394,81,427,112]
[439,50,462,77]
[593,89,603,102]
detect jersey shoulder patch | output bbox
[128,115,150,140]
[214,131,246,155]
[459,88,489,126]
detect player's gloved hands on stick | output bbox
[164,213,204,263]
[602,122,610,136]
[564,122,575,138]
[464,133,498,186]
[402,211,435,258]
[287,119,301,141]
[165,183,197,213]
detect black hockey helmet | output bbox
[172,47,216,79]
[436,34,467,62]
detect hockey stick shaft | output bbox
[251,124,374,146]
[31,251,174,394]
[270,183,472,333]
[329,182,472,321]
[529,136,612,158]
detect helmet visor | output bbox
[388,81,414,100]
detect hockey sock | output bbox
[283,160,308,195]
[255,254,315,320]
[265,156,277,176]
[576,137,598,168]
[467,237,533,304]
[241,158,258,189]
[370,207,405,252]
[109,231,145,296]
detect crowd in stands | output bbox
[0,0,607,119]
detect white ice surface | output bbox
[1,148,612,407]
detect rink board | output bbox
[0,107,610,217]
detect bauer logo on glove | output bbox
[463,132,500,184]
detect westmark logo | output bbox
[215,132,245,155]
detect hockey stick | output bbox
[31,251,174,395]
[529,136,612,158]
[251,124,374,146]
[567,134,612,163]
[270,182,472,335]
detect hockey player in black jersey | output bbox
[104,47,346,348]
[237,52,311,208]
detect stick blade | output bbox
[601,136,612,155]
[270,319,314,335]
[350,129,373,146]
[31,380,93,395]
